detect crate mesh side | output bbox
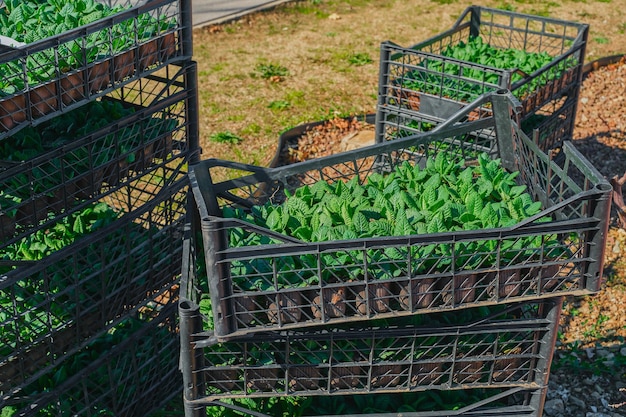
[416,8,585,57]
[0,63,194,249]
[0,184,187,396]
[0,0,186,138]
[378,42,582,123]
[473,10,584,56]
[6,305,180,417]
[188,300,557,400]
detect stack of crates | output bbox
[375,6,588,151]
[0,0,199,415]
[180,80,611,416]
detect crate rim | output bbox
[186,300,557,349]
[0,0,176,60]
[194,386,540,416]
[189,92,610,246]
[456,5,589,33]
[410,4,590,56]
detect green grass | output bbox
[554,339,626,376]
[253,63,290,79]
[268,100,291,111]
[209,131,245,144]
[347,52,373,66]
[241,122,262,136]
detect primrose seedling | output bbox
[209,131,245,144]
[254,63,289,81]
[348,52,373,66]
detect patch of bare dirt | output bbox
[562,56,626,349]
[282,116,372,164]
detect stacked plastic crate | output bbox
[180,80,611,416]
[0,0,198,415]
[375,6,589,152]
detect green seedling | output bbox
[209,131,245,144]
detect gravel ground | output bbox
[543,56,626,417]
[282,56,626,417]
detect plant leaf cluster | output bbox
[0,202,119,368]
[0,0,112,42]
[402,36,558,102]
[233,153,544,240]
[225,152,551,289]
[1,312,175,417]
[0,0,175,94]
[1,202,171,390]
[0,202,118,271]
[0,99,178,217]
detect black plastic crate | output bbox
[376,6,588,145]
[0,62,198,248]
[179,289,561,400]
[0,180,187,399]
[2,303,180,417]
[188,92,611,340]
[199,387,548,417]
[0,0,193,138]
[520,94,577,151]
[378,92,577,153]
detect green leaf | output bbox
[310,209,321,231]
[480,203,499,228]
[266,207,281,230]
[338,202,353,226]
[293,226,312,241]
[394,209,412,236]
[285,196,309,216]
[342,229,358,240]
[352,211,369,235]
[389,191,405,211]
[312,225,331,242]
[383,177,401,196]
[427,215,446,234]
[477,177,494,199]
[423,172,441,190]
[526,201,542,216]
[370,219,392,236]
[465,190,483,217]
[72,214,86,234]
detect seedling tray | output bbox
[0,179,187,398]
[0,0,191,138]
[4,303,180,417]
[376,5,588,145]
[188,91,611,341]
[179,295,561,401]
[0,62,195,249]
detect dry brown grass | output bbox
[192,0,626,166]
